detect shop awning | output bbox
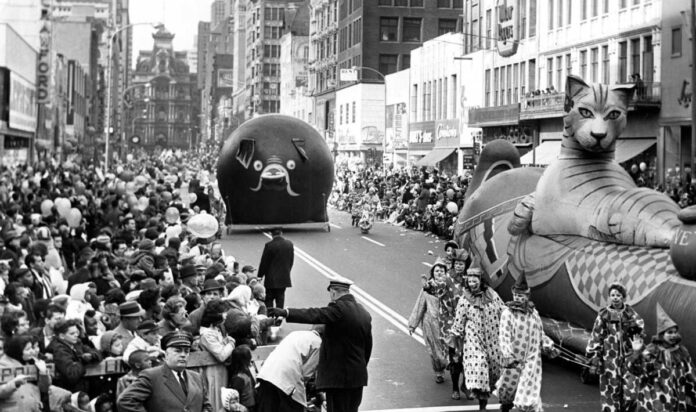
[520,140,562,165]
[614,138,655,163]
[520,138,655,166]
[414,147,456,166]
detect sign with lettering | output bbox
[217,69,236,89]
[37,21,51,104]
[496,0,518,57]
[9,72,37,132]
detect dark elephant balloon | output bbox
[217,114,334,224]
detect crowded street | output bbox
[221,208,601,412]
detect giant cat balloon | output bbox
[454,75,696,357]
[217,115,334,225]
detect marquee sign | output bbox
[496,0,518,57]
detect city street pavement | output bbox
[219,208,600,411]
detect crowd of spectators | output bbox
[0,149,291,412]
[329,166,469,239]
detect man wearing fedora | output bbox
[188,279,225,335]
[258,227,294,308]
[179,264,201,297]
[268,278,372,412]
[118,330,213,412]
[114,301,146,348]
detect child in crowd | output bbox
[116,350,153,398]
[229,345,257,412]
[220,387,248,412]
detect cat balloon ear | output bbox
[564,75,589,112]
[609,83,636,110]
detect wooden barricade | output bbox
[0,345,279,384]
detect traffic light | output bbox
[473,142,481,156]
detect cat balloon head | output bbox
[563,75,635,154]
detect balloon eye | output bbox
[606,110,621,120]
[579,108,594,118]
[253,160,263,171]
[286,160,296,170]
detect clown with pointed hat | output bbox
[626,303,696,411]
[495,272,556,412]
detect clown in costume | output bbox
[451,265,505,411]
[496,273,557,412]
[408,260,449,384]
[627,303,696,412]
[586,283,644,412]
[430,249,470,400]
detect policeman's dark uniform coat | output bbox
[117,332,213,412]
[286,286,372,412]
[258,231,294,307]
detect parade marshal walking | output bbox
[268,278,372,412]
[117,330,213,412]
[258,227,294,308]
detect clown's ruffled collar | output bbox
[506,300,535,314]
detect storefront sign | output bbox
[408,121,436,151]
[37,22,51,104]
[496,0,518,57]
[217,69,236,89]
[9,72,37,132]
[386,103,408,151]
[436,119,459,147]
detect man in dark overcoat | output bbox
[117,330,212,412]
[258,227,294,308]
[268,278,372,412]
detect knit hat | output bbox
[512,272,531,294]
[656,303,678,335]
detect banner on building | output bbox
[9,72,37,132]
[37,20,51,104]
[496,0,518,57]
[217,69,236,88]
[385,103,408,151]
[339,68,358,82]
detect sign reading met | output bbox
[496,0,518,57]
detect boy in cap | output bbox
[116,350,154,398]
[117,330,212,412]
[496,272,557,412]
[627,303,696,411]
[267,278,371,412]
[123,319,164,363]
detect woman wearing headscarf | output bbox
[627,303,696,411]
[496,273,557,412]
[199,299,236,412]
[450,265,505,411]
[65,282,94,322]
[408,260,448,384]
[586,282,644,412]
[0,333,70,412]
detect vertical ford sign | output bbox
[496,0,518,57]
[37,2,51,104]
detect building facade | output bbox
[279,31,312,124]
[131,27,198,151]
[464,0,662,184]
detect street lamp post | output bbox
[104,22,162,171]
[352,66,387,167]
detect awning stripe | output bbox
[519,138,655,166]
[414,147,456,166]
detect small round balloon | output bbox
[40,199,54,217]
[189,193,198,204]
[125,182,136,195]
[446,201,459,214]
[639,162,647,172]
[127,194,138,208]
[630,164,638,174]
[187,212,219,238]
[165,207,180,224]
[74,181,86,195]
[115,181,126,196]
[446,188,455,200]
[55,198,72,217]
[66,208,82,228]
[165,225,182,239]
[137,197,149,212]
[161,191,173,203]
[116,165,124,175]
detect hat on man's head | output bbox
[161,330,193,350]
[130,269,147,282]
[136,319,161,333]
[140,278,158,291]
[144,227,160,240]
[512,272,531,294]
[327,277,353,291]
[118,301,146,318]
[138,239,155,251]
[200,279,224,294]
[180,264,197,279]
[656,303,678,336]
[241,265,256,273]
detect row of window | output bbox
[410,75,458,122]
[339,18,362,52]
[377,0,462,7]
[485,60,536,107]
[339,0,363,18]
[313,3,337,31]
[378,54,410,75]
[466,0,537,53]
[338,102,357,125]
[548,0,645,31]
[264,7,283,21]
[380,16,422,42]
[316,34,338,60]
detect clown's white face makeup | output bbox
[513,292,529,304]
[466,275,481,292]
[663,327,681,346]
[432,266,446,282]
[453,260,466,274]
[609,289,624,309]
